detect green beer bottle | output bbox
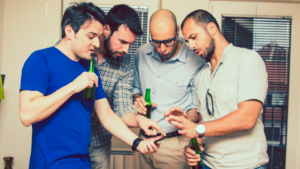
[145,88,152,119]
[191,138,203,169]
[83,59,96,100]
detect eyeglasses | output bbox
[149,28,177,47]
[206,89,214,116]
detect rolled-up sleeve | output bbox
[183,77,198,113]
[112,55,137,117]
[237,51,268,104]
[133,49,142,95]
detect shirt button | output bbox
[152,92,154,94]
[157,76,160,78]
[176,81,178,84]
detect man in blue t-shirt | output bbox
[19,3,161,169]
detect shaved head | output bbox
[148,9,181,62]
[150,9,177,33]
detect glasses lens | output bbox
[164,40,175,46]
[151,41,161,47]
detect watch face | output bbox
[196,124,206,134]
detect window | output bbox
[222,16,291,169]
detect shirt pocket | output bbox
[167,74,191,99]
[214,79,237,104]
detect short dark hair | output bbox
[181,9,220,32]
[61,2,106,38]
[106,4,143,36]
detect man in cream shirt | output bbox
[165,9,269,169]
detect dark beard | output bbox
[203,36,215,62]
[104,35,126,59]
[104,35,114,58]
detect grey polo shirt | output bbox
[195,44,269,168]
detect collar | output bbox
[146,37,188,63]
[205,43,233,66]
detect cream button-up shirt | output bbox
[195,44,269,169]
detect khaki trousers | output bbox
[139,133,190,169]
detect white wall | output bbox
[0,0,61,168]
[0,0,5,74]
[161,0,209,36]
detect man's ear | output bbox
[103,24,111,38]
[207,22,218,36]
[65,25,74,40]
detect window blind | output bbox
[222,16,291,169]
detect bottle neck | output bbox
[190,138,200,150]
[145,89,151,103]
[88,59,95,73]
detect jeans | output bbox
[202,164,266,169]
[89,141,111,169]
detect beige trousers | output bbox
[139,133,190,169]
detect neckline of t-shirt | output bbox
[51,46,81,63]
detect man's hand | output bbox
[184,142,204,166]
[138,115,166,136]
[70,72,98,93]
[134,96,157,115]
[164,106,188,118]
[166,114,198,138]
[136,136,163,154]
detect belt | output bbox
[140,129,181,139]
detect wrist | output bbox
[131,137,143,151]
[195,122,206,138]
[136,114,146,123]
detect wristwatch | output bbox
[195,123,206,138]
[131,138,143,151]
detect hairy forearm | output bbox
[203,108,258,137]
[186,109,199,123]
[19,84,76,127]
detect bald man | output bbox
[133,10,205,169]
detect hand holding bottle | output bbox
[70,72,98,94]
[184,138,204,169]
[134,89,157,115]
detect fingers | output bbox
[200,144,205,152]
[166,115,183,128]
[140,139,159,154]
[178,129,188,137]
[184,146,201,166]
[134,96,147,114]
[142,127,156,136]
[152,102,157,107]
[146,142,154,152]
[149,122,166,136]
[166,114,181,122]
[90,73,98,87]
[85,73,98,88]
[185,145,196,156]
[171,120,184,129]
[183,113,188,118]
[164,106,184,117]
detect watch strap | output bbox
[131,138,143,151]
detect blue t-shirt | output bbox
[20,47,106,169]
